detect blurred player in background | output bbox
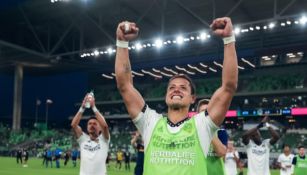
[242,116,280,175]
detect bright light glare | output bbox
[200,32,207,40]
[176,36,184,44]
[234,27,240,35]
[155,39,163,48]
[269,23,275,29]
[136,43,142,50]
[299,16,307,25]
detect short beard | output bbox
[169,103,185,110]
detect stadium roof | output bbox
[0,0,307,75]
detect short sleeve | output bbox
[77,132,88,144]
[133,105,162,149]
[194,112,219,156]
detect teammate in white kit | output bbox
[242,116,280,175]
[277,144,294,175]
[224,140,240,175]
[71,94,110,175]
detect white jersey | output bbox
[133,106,218,157]
[246,139,271,175]
[225,151,239,175]
[277,153,294,175]
[78,132,109,175]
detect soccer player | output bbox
[291,145,307,175]
[242,116,280,175]
[71,93,110,175]
[115,17,238,175]
[277,144,294,175]
[224,140,240,175]
[131,131,144,175]
[116,149,124,169]
[124,149,131,171]
[197,99,228,175]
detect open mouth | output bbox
[171,95,183,100]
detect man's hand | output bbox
[81,95,88,108]
[261,115,269,123]
[116,21,139,41]
[210,17,233,37]
[88,95,95,108]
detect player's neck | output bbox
[89,133,98,140]
[167,107,189,124]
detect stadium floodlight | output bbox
[155,39,163,48]
[286,20,292,25]
[263,25,268,30]
[249,27,254,31]
[299,16,307,25]
[94,50,99,56]
[200,32,207,40]
[234,27,240,35]
[176,36,184,44]
[255,26,261,30]
[136,43,142,50]
[269,23,275,29]
[280,23,286,27]
[107,48,113,54]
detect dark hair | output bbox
[298,145,305,149]
[283,144,290,149]
[196,99,210,112]
[88,116,97,122]
[168,74,196,95]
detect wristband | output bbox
[92,106,99,113]
[116,40,129,48]
[223,35,236,45]
[257,122,264,129]
[78,107,85,113]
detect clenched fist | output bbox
[210,17,233,38]
[116,21,139,41]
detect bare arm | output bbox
[268,126,280,145]
[207,17,238,126]
[115,22,145,119]
[71,97,86,138]
[131,132,140,148]
[211,137,227,157]
[242,126,258,145]
[94,109,110,140]
[90,97,110,140]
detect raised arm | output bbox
[268,124,280,145]
[242,116,270,145]
[115,22,145,119]
[131,131,140,148]
[90,97,110,140]
[207,17,238,126]
[241,127,258,145]
[71,96,87,138]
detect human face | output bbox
[298,147,305,157]
[251,130,261,144]
[283,146,290,154]
[198,104,208,113]
[87,119,100,136]
[227,141,234,151]
[166,78,195,110]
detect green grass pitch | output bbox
[0,157,279,175]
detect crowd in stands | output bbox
[95,73,306,102]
